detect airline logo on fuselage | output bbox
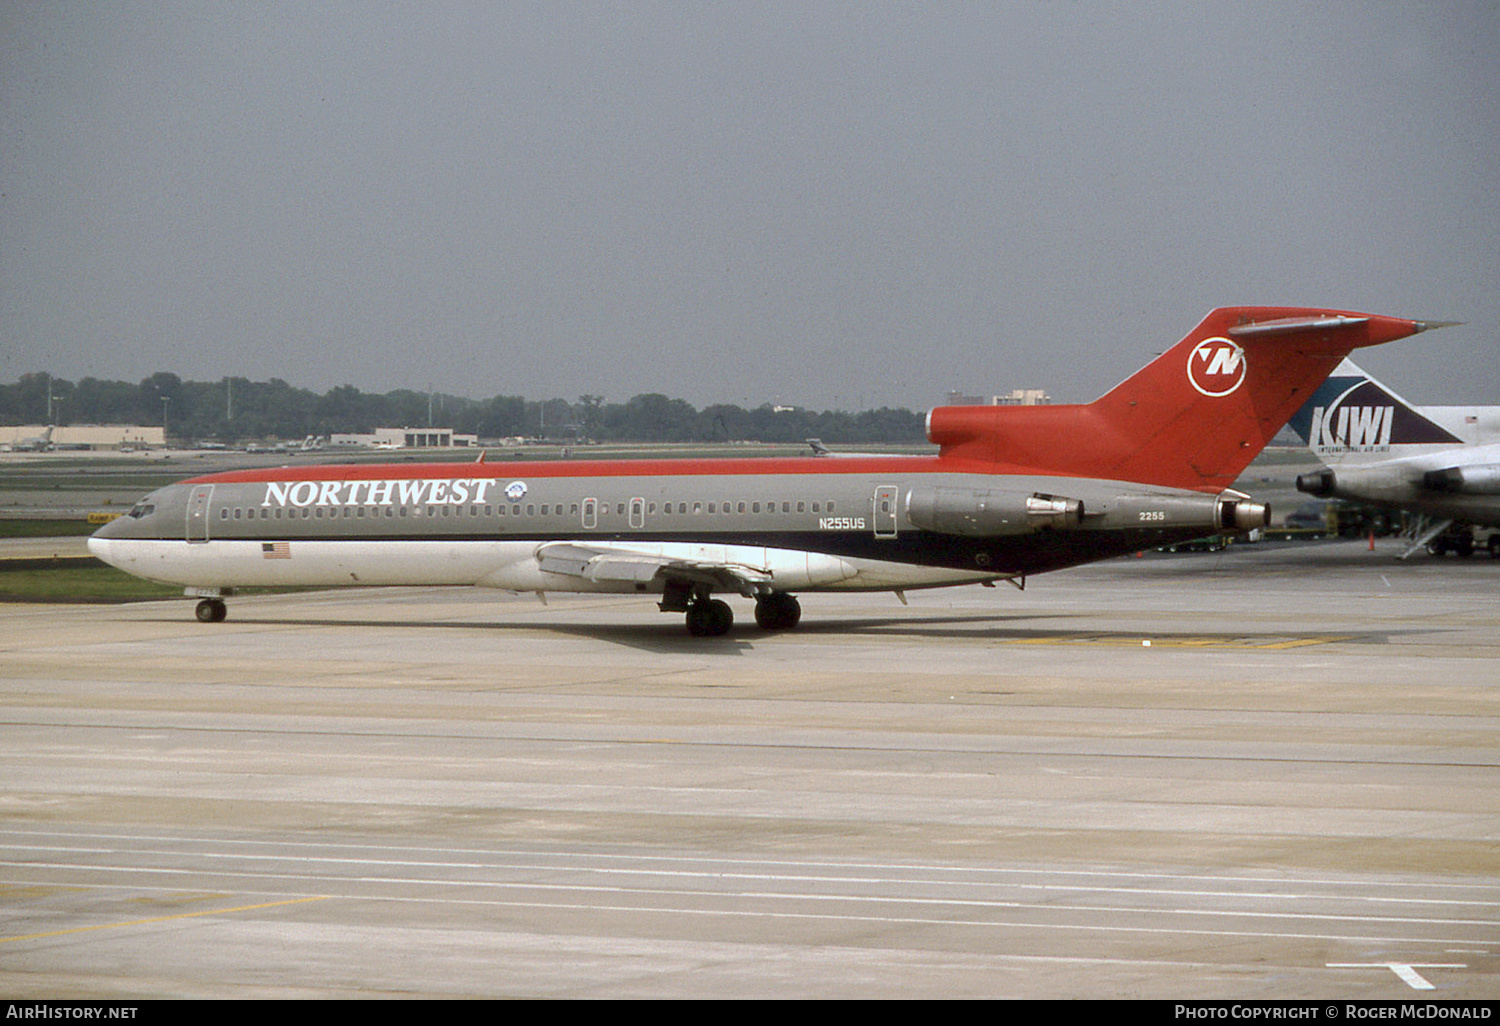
[1187,338,1246,397]
[261,478,498,508]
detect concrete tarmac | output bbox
[0,539,1496,998]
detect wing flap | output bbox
[535,542,775,596]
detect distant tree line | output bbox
[0,372,927,445]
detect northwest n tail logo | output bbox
[1188,338,1246,397]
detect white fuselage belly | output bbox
[86,537,995,593]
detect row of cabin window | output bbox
[219,499,839,520]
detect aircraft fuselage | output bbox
[90,455,1241,596]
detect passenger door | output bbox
[186,485,214,543]
[873,485,898,538]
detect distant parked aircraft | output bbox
[1289,357,1500,556]
[1,426,55,453]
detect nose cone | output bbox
[88,496,156,569]
[86,521,130,556]
[89,508,137,543]
[86,533,119,569]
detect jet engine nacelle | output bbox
[1101,492,1270,533]
[1216,494,1272,531]
[1296,469,1336,497]
[1298,464,1421,502]
[905,487,1084,537]
[1422,466,1500,495]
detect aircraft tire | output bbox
[754,593,801,631]
[195,598,227,623]
[686,598,733,637]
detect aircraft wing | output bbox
[535,542,775,597]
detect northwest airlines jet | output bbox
[90,307,1437,635]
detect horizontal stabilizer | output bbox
[1227,314,1368,339]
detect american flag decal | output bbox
[262,541,290,559]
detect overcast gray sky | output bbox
[3,1,1497,410]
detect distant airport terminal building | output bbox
[329,427,479,449]
[945,389,1051,406]
[0,424,165,450]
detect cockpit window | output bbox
[128,503,155,519]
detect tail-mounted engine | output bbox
[1296,469,1336,497]
[1105,492,1269,533]
[905,487,1084,537]
[1215,493,1272,531]
[906,485,1268,537]
[1423,466,1500,495]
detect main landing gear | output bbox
[753,591,801,631]
[194,597,228,623]
[685,597,734,637]
[663,580,802,637]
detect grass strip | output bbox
[0,563,181,603]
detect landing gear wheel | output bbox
[685,598,733,637]
[754,592,801,631]
[195,598,227,623]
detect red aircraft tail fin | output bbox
[927,307,1432,491]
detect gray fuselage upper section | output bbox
[95,460,1238,578]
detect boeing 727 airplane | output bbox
[90,307,1437,634]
